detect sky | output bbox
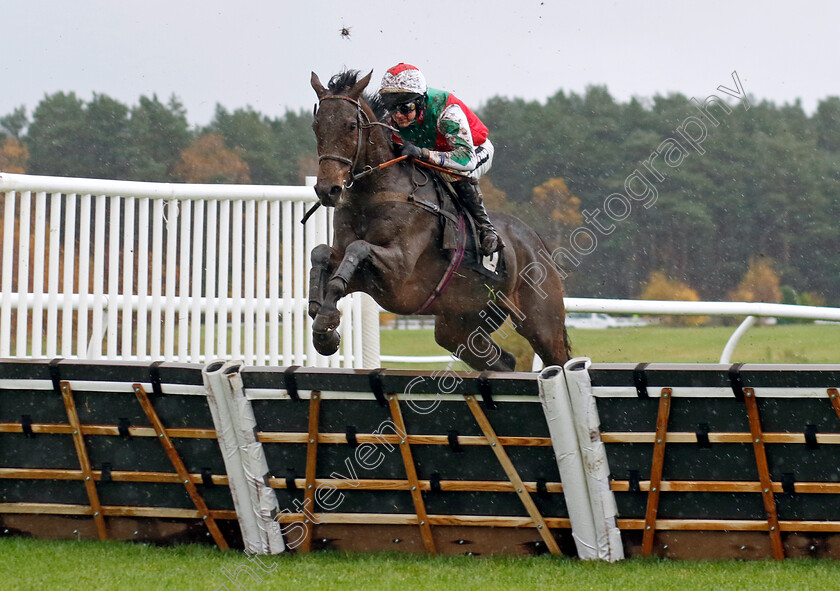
[4,0,840,127]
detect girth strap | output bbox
[408,196,460,227]
[412,215,467,315]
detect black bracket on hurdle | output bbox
[345,425,358,447]
[447,429,463,453]
[21,414,34,438]
[368,368,387,407]
[430,472,442,493]
[628,469,641,493]
[201,468,215,487]
[728,362,745,400]
[283,366,301,402]
[49,358,63,396]
[633,363,649,398]
[696,423,711,448]
[477,372,496,409]
[536,477,549,498]
[149,361,165,399]
[782,472,796,495]
[805,424,819,450]
[101,462,113,482]
[286,468,299,492]
[118,418,131,438]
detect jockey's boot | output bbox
[452,179,502,256]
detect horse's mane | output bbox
[327,70,388,120]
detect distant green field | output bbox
[3,538,840,591]
[380,323,840,369]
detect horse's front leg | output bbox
[308,244,335,320]
[311,240,373,355]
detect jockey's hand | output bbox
[398,141,428,161]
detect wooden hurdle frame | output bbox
[3,358,840,559]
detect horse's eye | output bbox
[349,121,357,130]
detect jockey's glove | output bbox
[398,141,429,162]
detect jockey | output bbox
[379,63,501,256]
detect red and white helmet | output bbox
[380,63,427,96]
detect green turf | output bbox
[380,323,840,368]
[2,538,840,591]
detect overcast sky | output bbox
[4,0,839,126]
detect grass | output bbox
[380,323,840,369]
[2,538,840,591]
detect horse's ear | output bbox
[311,72,327,98]
[347,70,373,99]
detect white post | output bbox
[136,197,149,360]
[202,360,264,552]
[60,193,76,358]
[537,365,600,559]
[31,192,47,357]
[268,200,280,366]
[225,365,286,553]
[107,195,121,359]
[77,194,91,358]
[1,190,16,357]
[216,200,231,359]
[163,199,179,361]
[46,192,62,357]
[361,294,381,369]
[230,200,243,360]
[16,191,31,356]
[204,199,218,363]
[351,295,363,368]
[341,298,353,368]
[190,200,205,363]
[243,200,256,365]
[562,357,624,561]
[255,199,268,365]
[121,196,136,359]
[281,200,292,366]
[177,199,192,361]
[150,199,165,359]
[89,194,106,358]
[293,200,305,365]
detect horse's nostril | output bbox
[329,185,342,198]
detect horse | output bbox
[308,70,570,371]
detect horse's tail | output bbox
[532,228,573,360]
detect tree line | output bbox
[1,87,839,306]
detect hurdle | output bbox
[3,357,840,559]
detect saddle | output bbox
[408,172,506,283]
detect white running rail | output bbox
[0,173,380,367]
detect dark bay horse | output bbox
[308,70,569,371]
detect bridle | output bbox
[304,92,469,226]
[315,94,399,188]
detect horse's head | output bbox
[311,70,373,207]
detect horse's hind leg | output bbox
[513,274,571,367]
[434,312,517,372]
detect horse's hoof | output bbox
[313,330,341,356]
[313,311,341,334]
[308,301,321,320]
